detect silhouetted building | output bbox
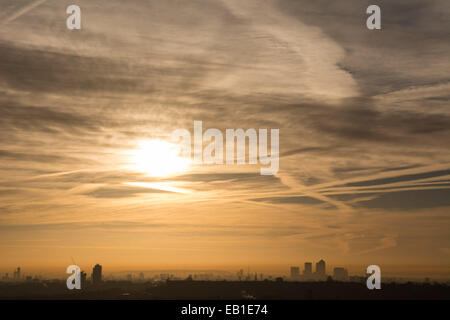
[13,267,21,281]
[290,267,300,279]
[304,262,312,275]
[92,264,102,285]
[160,273,173,281]
[333,267,348,281]
[80,271,87,287]
[315,259,326,275]
[237,269,244,281]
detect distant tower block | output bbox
[333,267,349,281]
[316,259,326,275]
[92,264,102,285]
[304,262,312,275]
[290,266,300,279]
[13,267,21,281]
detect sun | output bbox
[130,140,191,177]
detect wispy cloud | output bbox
[2,0,47,25]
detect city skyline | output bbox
[2,258,449,283]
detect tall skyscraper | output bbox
[237,269,244,281]
[290,266,300,279]
[80,270,87,287]
[315,259,326,275]
[92,264,102,285]
[13,267,21,281]
[333,267,349,281]
[304,262,312,275]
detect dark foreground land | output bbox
[1,280,449,300]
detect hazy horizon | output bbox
[2,262,450,281]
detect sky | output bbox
[0,0,449,278]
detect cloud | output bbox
[354,189,450,210]
[280,0,450,94]
[173,173,281,184]
[250,196,325,205]
[0,41,149,95]
[337,169,450,188]
[0,149,88,164]
[1,0,47,25]
[82,185,170,198]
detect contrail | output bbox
[2,0,47,24]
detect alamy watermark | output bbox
[366,265,381,289]
[171,121,279,175]
[66,5,81,30]
[366,5,381,30]
[66,264,81,290]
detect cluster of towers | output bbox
[70,264,102,287]
[290,260,349,281]
[290,259,327,281]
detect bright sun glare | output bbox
[130,140,191,177]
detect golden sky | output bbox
[0,0,449,278]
